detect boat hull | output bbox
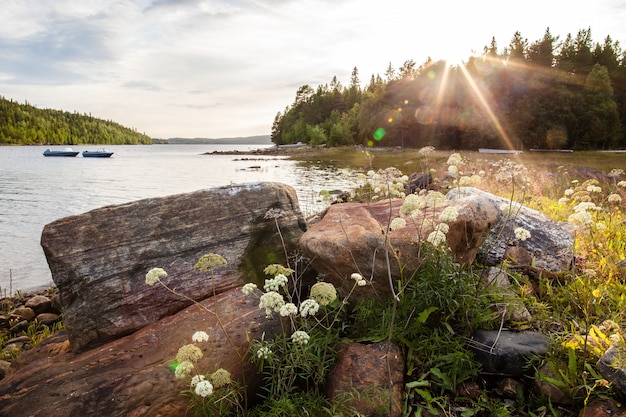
[43,149,79,157]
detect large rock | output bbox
[298,193,499,301]
[447,187,574,272]
[0,286,280,417]
[41,182,305,351]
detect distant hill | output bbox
[0,96,151,145]
[155,135,272,145]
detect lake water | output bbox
[0,144,361,293]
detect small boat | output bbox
[82,148,114,158]
[43,148,79,157]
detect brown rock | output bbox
[10,306,35,322]
[24,295,52,315]
[40,182,305,352]
[0,286,280,417]
[579,399,626,417]
[35,312,60,327]
[326,341,404,417]
[299,193,499,302]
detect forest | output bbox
[0,96,152,145]
[271,27,626,150]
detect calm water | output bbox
[0,144,360,293]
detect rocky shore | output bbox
[0,286,63,378]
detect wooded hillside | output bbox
[272,28,626,151]
[0,96,151,145]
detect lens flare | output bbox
[415,106,434,125]
[373,128,386,141]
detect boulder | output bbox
[40,182,305,352]
[0,286,280,417]
[326,341,404,417]
[299,192,499,301]
[447,187,574,272]
[468,329,550,377]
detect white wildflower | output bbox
[194,380,214,397]
[175,361,194,379]
[447,153,463,166]
[299,299,320,317]
[264,274,289,292]
[259,291,285,316]
[390,217,407,230]
[568,211,594,227]
[439,206,459,223]
[310,282,337,306]
[564,188,574,197]
[279,302,298,317]
[145,267,167,285]
[618,180,626,188]
[190,374,206,388]
[427,230,447,247]
[608,194,622,204]
[514,227,531,241]
[587,185,602,193]
[191,331,209,343]
[242,283,257,296]
[448,165,458,175]
[256,345,272,359]
[291,330,310,346]
[436,223,450,234]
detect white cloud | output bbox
[1,0,625,138]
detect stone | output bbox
[10,306,35,322]
[299,192,499,302]
[447,187,574,273]
[467,329,549,377]
[24,295,52,315]
[0,286,281,417]
[326,341,404,417]
[35,312,60,327]
[534,362,573,405]
[481,267,531,323]
[596,342,626,397]
[579,399,626,417]
[0,361,9,378]
[40,182,305,352]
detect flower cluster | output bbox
[242,283,258,296]
[259,291,285,317]
[299,299,320,317]
[145,267,167,285]
[256,345,272,359]
[355,167,408,201]
[176,344,203,363]
[279,302,298,317]
[192,331,209,343]
[194,253,227,272]
[264,273,289,292]
[351,273,367,287]
[310,282,337,306]
[291,330,310,345]
[514,227,531,241]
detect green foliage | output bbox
[0,96,152,145]
[273,27,626,150]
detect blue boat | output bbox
[82,148,114,158]
[43,148,79,157]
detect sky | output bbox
[2,0,626,139]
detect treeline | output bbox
[0,96,152,145]
[272,28,626,150]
